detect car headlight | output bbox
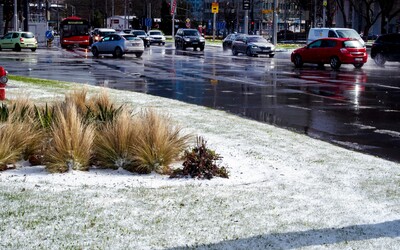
[184,37,191,42]
[199,37,205,42]
[251,45,259,49]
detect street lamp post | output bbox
[14,0,18,31]
[272,0,278,45]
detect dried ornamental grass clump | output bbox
[45,102,95,173]
[132,109,192,174]
[93,109,139,170]
[0,121,42,171]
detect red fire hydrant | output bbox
[0,66,8,101]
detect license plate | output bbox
[355,58,363,62]
[192,42,198,45]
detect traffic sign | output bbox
[145,18,152,27]
[243,0,250,10]
[212,2,219,13]
[45,30,54,40]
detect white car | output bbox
[147,30,166,45]
[91,33,144,58]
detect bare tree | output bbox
[334,0,348,27]
[378,0,400,33]
[349,0,381,35]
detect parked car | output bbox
[231,34,275,57]
[222,33,240,51]
[0,31,37,52]
[371,33,400,66]
[90,28,116,44]
[291,37,367,69]
[147,30,166,45]
[130,30,150,47]
[91,33,144,58]
[174,28,205,51]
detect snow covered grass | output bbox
[1,79,400,249]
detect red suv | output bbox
[291,38,367,69]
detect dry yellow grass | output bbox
[2,88,191,174]
[45,102,95,173]
[0,120,41,170]
[132,109,192,174]
[65,88,88,116]
[94,109,139,170]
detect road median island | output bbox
[1,78,400,249]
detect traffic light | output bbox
[250,21,255,31]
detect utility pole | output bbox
[243,0,250,34]
[14,0,18,30]
[23,0,29,31]
[323,0,327,27]
[272,0,278,45]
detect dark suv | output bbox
[371,33,400,66]
[174,28,205,51]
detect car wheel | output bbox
[293,54,303,68]
[0,45,2,51]
[182,44,186,50]
[92,47,99,57]
[135,52,143,58]
[246,48,253,57]
[162,42,165,46]
[353,63,364,69]
[31,48,36,52]
[175,41,179,49]
[374,53,386,66]
[199,46,204,51]
[14,44,21,52]
[113,47,123,58]
[193,47,197,51]
[232,47,238,56]
[269,54,275,58]
[330,56,341,70]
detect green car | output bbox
[0,31,38,52]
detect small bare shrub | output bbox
[132,109,191,174]
[93,109,139,170]
[45,102,95,173]
[170,137,229,179]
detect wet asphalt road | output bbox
[1,44,400,163]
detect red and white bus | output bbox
[60,16,90,48]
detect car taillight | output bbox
[340,48,349,54]
[20,37,24,43]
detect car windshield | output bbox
[133,31,146,36]
[336,30,360,39]
[183,30,199,36]
[248,37,267,43]
[149,31,162,35]
[344,40,363,48]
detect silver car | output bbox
[231,35,275,57]
[91,34,144,58]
